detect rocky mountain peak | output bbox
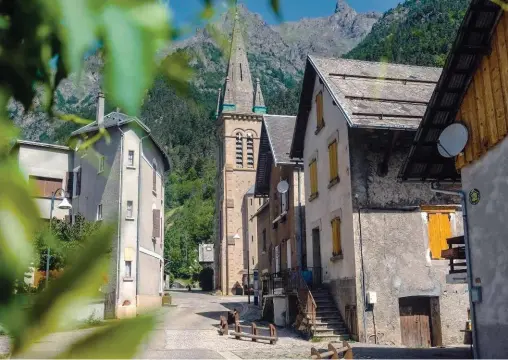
[335,0,355,14]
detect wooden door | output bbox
[399,297,432,348]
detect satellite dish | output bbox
[437,123,469,158]
[277,180,289,194]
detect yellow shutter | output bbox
[332,218,342,255]
[328,140,338,181]
[310,160,318,196]
[428,213,451,259]
[316,92,324,129]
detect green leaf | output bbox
[9,224,115,355]
[269,0,282,20]
[55,314,156,359]
[55,0,97,74]
[160,52,194,96]
[102,2,170,115]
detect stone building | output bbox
[401,1,508,356]
[12,92,170,319]
[252,114,305,326]
[289,55,469,345]
[214,10,266,294]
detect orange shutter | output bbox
[316,92,324,129]
[428,213,451,259]
[328,140,338,181]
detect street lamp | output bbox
[46,188,72,288]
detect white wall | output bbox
[17,145,72,220]
[302,76,356,282]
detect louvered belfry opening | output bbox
[246,133,254,168]
[236,133,243,168]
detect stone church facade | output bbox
[215,11,266,294]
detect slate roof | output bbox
[71,112,170,171]
[265,115,297,166]
[255,115,297,197]
[291,55,442,158]
[400,0,503,182]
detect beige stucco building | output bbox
[12,93,170,319]
[214,10,266,295]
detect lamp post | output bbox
[46,188,72,288]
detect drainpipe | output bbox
[296,162,303,270]
[355,196,368,343]
[136,133,150,303]
[116,125,125,311]
[430,182,478,359]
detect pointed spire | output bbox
[253,78,266,114]
[221,4,255,114]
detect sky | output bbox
[168,0,403,30]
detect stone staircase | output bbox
[311,288,350,341]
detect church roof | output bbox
[291,55,442,159]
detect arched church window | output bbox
[236,133,243,168]
[246,133,254,168]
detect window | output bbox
[251,235,254,243]
[97,204,103,220]
[262,229,267,252]
[127,150,135,167]
[98,155,105,173]
[250,198,252,206]
[240,63,243,81]
[309,159,318,198]
[235,133,243,168]
[153,208,161,238]
[73,167,82,197]
[331,217,342,256]
[427,212,452,260]
[328,140,339,183]
[126,201,133,218]
[252,256,254,266]
[152,160,157,193]
[29,176,62,198]
[246,134,254,168]
[315,91,325,131]
[125,261,132,278]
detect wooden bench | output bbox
[310,341,352,359]
[230,322,278,344]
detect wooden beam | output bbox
[488,30,508,140]
[480,56,499,146]
[420,205,458,213]
[498,15,508,136]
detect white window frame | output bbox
[127,150,135,168]
[125,260,132,278]
[72,166,81,198]
[97,204,103,221]
[126,200,133,219]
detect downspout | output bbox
[430,182,478,359]
[355,196,368,343]
[136,133,150,303]
[296,162,303,270]
[116,126,125,310]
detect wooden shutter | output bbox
[310,160,318,196]
[153,209,161,238]
[76,168,82,196]
[328,140,338,181]
[428,213,451,259]
[316,92,324,129]
[332,218,342,255]
[66,172,74,196]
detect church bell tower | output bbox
[215,7,266,294]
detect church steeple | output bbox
[221,7,266,114]
[253,77,266,114]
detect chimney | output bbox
[96,91,105,129]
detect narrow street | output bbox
[141,290,314,359]
[0,290,474,359]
